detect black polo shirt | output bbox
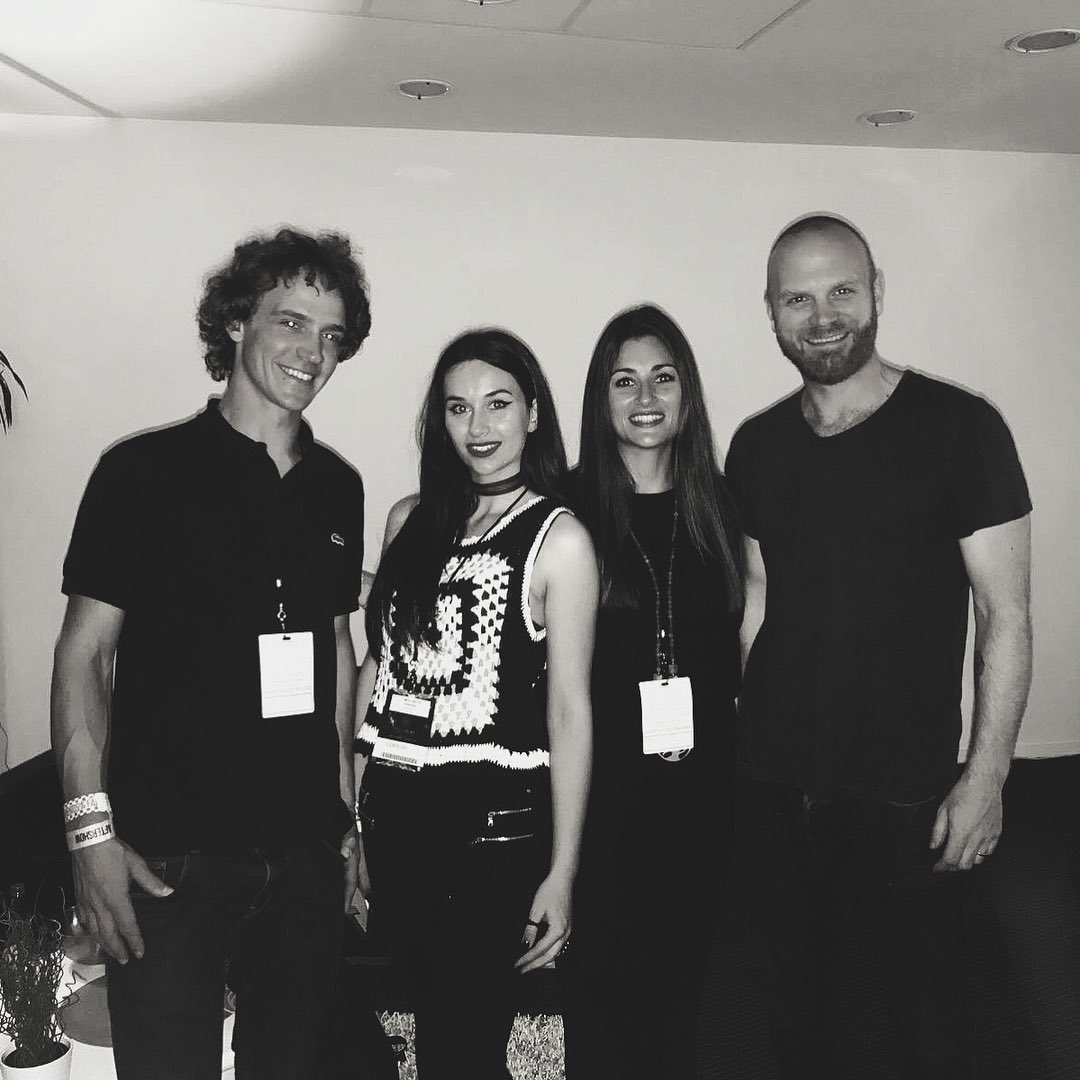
[62,400,364,853]
[726,372,1031,803]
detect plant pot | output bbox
[0,1041,72,1080]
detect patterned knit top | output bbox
[356,495,571,772]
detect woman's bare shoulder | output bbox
[384,493,420,548]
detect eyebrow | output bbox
[611,363,677,375]
[445,388,516,402]
[273,307,346,332]
[778,279,862,297]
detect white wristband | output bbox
[67,818,115,852]
[63,792,112,823]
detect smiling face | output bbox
[443,359,537,485]
[226,277,347,415]
[606,336,683,454]
[766,227,884,386]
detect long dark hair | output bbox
[366,328,569,656]
[578,303,743,613]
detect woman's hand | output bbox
[514,871,573,974]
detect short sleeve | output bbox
[946,396,1032,538]
[61,445,145,611]
[724,424,759,539]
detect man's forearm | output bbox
[965,609,1032,785]
[51,637,113,804]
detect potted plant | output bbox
[0,347,27,432]
[0,900,72,1078]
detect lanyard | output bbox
[445,488,530,587]
[630,508,679,679]
[268,436,309,636]
[402,488,531,680]
[275,577,288,633]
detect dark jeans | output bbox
[362,770,549,1080]
[107,842,344,1080]
[736,767,976,1080]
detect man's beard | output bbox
[777,308,878,386]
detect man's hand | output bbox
[929,770,1004,872]
[340,826,361,913]
[73,838,172,963]
[514,871,573,974]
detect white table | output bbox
[3,961,235,1079]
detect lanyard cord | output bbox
[630,507,679,679]
[405,487,532,676]
[445,487,530,588]
[270,432,309,635]
[275,578,287,633]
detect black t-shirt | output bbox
[726,371,1031,802]
[62,400,365,852]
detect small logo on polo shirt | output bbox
[331,533,345,547]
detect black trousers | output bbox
[361,766,549,1080]
[108,843,344,1080]
[559,758,733,1080]
[735,766,976,1080]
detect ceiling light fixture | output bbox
[460,0,518,6]
[397,79,453,101]
[1004,28,1080,54]
[858,109,916,128]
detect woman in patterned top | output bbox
[354,328,596,1078]
[559,304,744,1080]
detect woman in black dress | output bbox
[559,304,743,1080]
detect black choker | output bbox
[473,472,525,496]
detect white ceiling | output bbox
[1,0,1078,152]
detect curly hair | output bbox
[197,227,372,381]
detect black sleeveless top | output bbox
[589,489,742,810]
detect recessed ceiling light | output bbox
[858,109,917,128]
[396,79,453,101]
[1004,28,1080,54]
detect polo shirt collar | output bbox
[200,397,315,458]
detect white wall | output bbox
[1,115,1077,768]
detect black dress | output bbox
[559,488,742,1080]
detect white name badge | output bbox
[639,676,694,756]
[258,632,315,718]
[371,736,430,771]
[371,692,436,771]
[387,692,433,721]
